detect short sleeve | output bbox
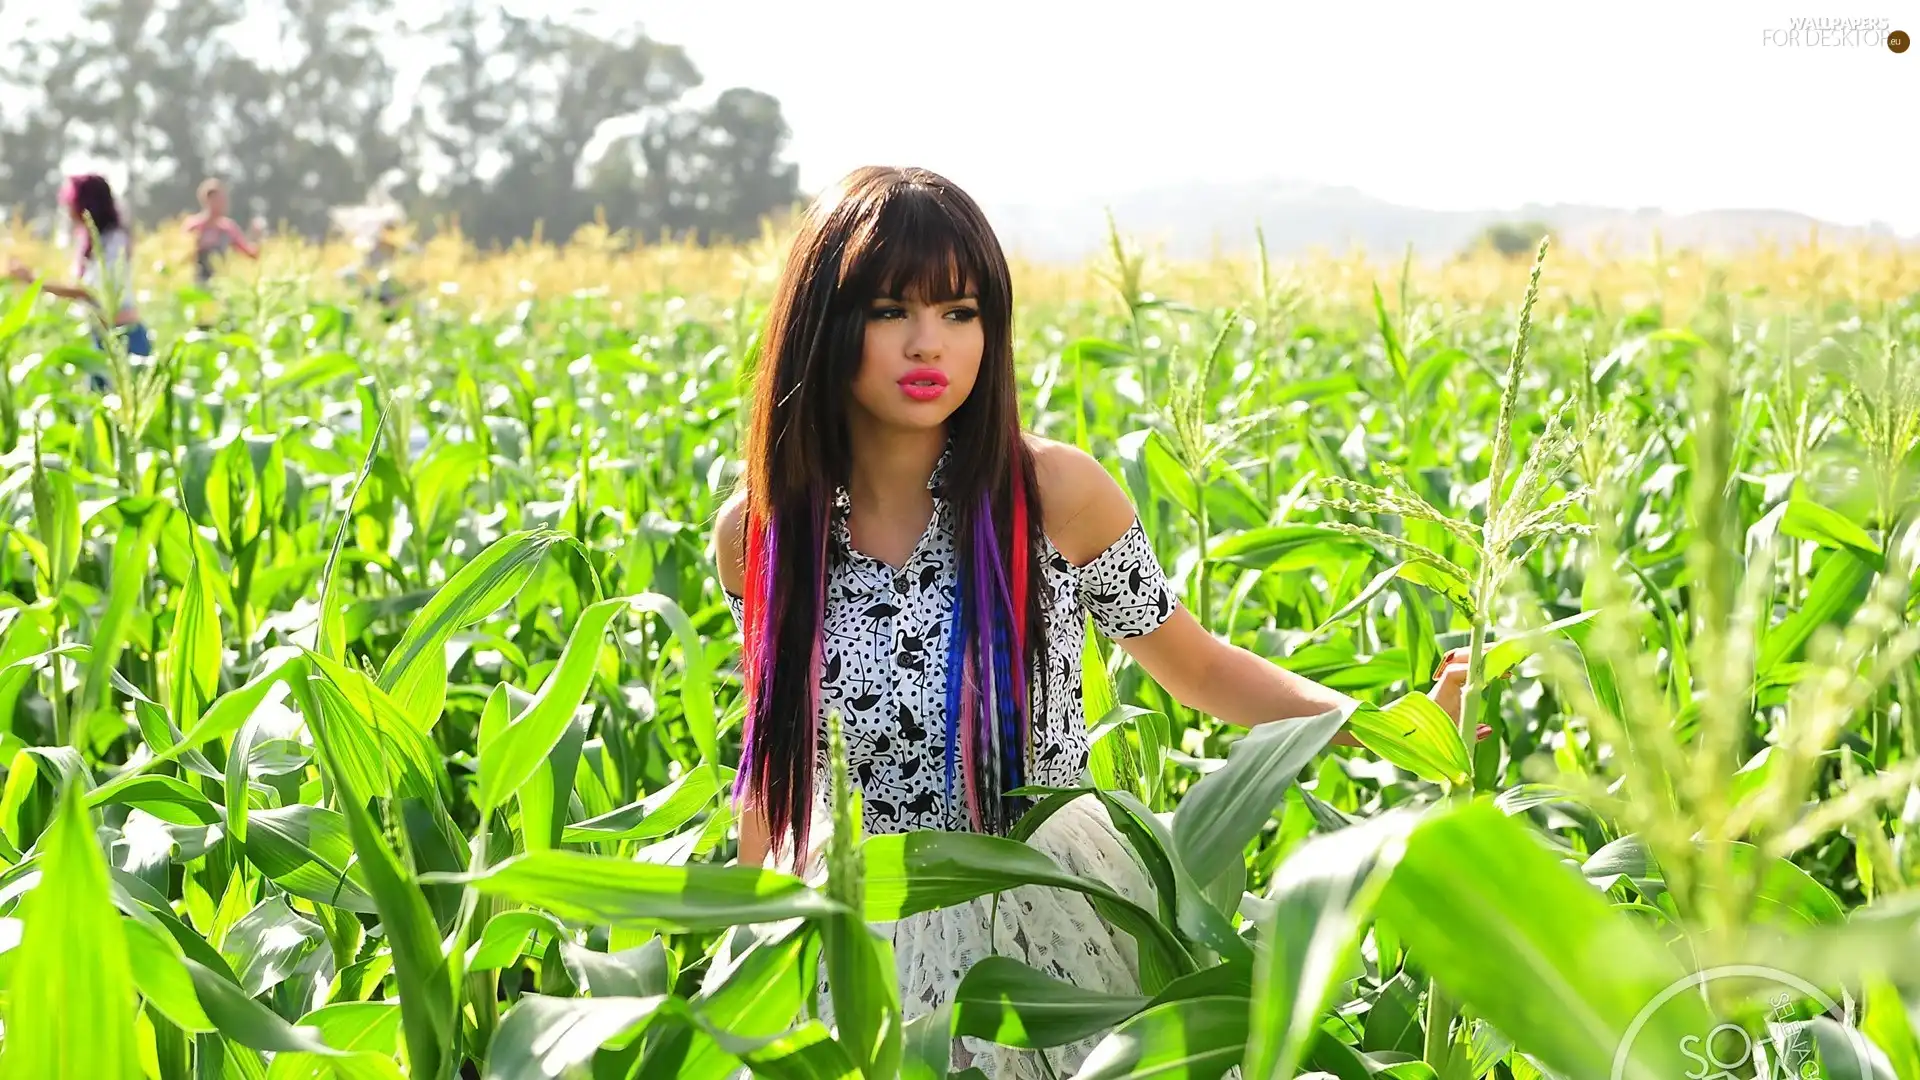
[83,231,131,294]
[1077,519,1177,640]
[723,589,745,632]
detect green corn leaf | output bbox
[1759,549,1875,680]
[0,780,143,1079]
[1171,705,1348,886]
[648,924,819,1080]
[559,938,672,998]
[563,765,730,844]
[314,405,387,662]
[293,673,456,1080]
[1861,976,1920,1080]
[1072,994,1250,1080]
[477,594,628,815]
[483,993,667,1080]
[126,915,354,1058]
[0,278,41,341]
[1345,692,1472,790]
[264,1002,404,1080]
[178,648,308,754]
[243,804,380,914]
[711,1019,861,1080]
[378,527,566,729]
[1374,799,1710,1080]
[427,849,845,932]
[519,711,586,852]
[90,774,222,826]
[167,525,224,725]
[1309,559,1410,637]
[125,915,217,1030]
[189,946,345,1054]
[466,910,567,972]
[1206,524,1367,572]
[1480,609,1602,681]
[86,649,309,812]
[628,592,720,771]
[861,830,1194,993]
[79,500,169,726]
[817,710,900,1080]
[949,956,1149,1050]
[28,440,81,595]
[304,651,449,803]
[1095,787,1251,966]
[224,710,268,845]
[901,1004,954,1080]
[1782,496,1884,570]
[1244,811,1417,1080]
[1373,281,1410,385]
[220,895,330,999]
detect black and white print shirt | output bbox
[723,454,1178,837]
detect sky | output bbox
[622,0,1920,233]
[10,1,1919,234]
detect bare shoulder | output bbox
[1023,434,1139,567]
[712,489,750,596]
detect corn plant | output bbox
[0,222,1916,1080]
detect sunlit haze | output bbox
[630,0,1920,233]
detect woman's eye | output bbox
[869,305,905,320]
[945,307,979,322]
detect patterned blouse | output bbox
[724,451,1178,836]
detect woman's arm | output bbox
[30,281,95,302]
[736,798,772,868]
[1033,438,1469,739]
[7,261,94,302]
[221,218,260,259]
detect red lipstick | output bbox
[899,368,949,402]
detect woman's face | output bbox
[206,188,229,216]
[847,284,984,434]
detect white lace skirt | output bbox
[710,793,1161,1079]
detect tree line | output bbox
[0,0,804,248]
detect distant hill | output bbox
[978,180,1917,262]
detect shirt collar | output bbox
[829,442,953,555]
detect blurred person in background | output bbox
[8,173,151,386]
[183,177,262,287]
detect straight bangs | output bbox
[835,186,1002,311]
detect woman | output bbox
[710,165,1473,1076]
[8,173,152,367]
[182,177,260,286]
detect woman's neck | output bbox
[845,420,946,514]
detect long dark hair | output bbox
[59,173,126,259]
[733,165,1049,866]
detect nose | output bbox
[904,308,943,361]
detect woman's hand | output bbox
[1429,647,1499,741]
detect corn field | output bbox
[0,221,1918,1080]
